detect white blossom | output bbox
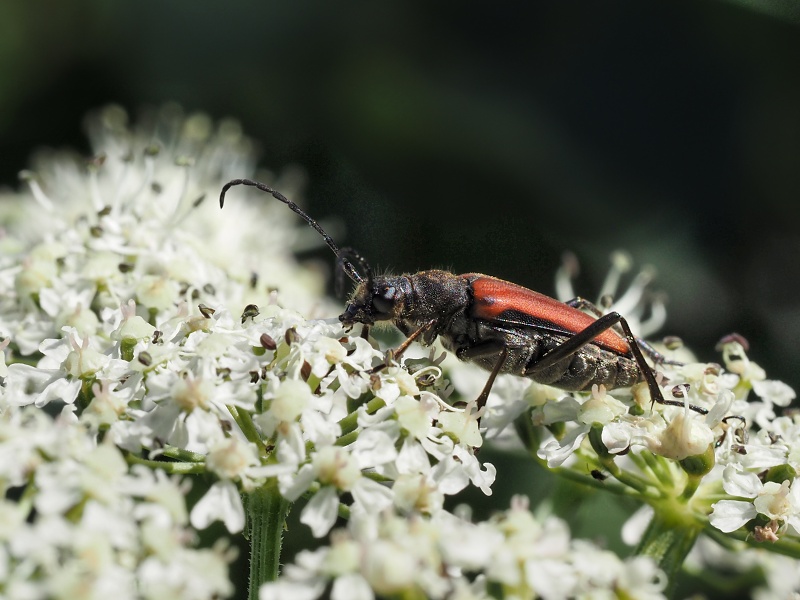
[260,497,667,600]
[3,103,800,600]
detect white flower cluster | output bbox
[261,496,667,600]
[0,105,496,595]
[2,103,799,598]
[706,338,800,537]
[517,253,800,591]
[0,405,235,599]
[528,327,800,540]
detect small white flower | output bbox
[374,366,420,404]
[63,333,109,379]
[437,402,483,448]
[300,485,341,538]
[392,473,444,514]
[82,380,131,427]
[172,373,214,413]
[537,386,628,467]
[206,436,261,486]
[270,378,313,423]
[710,465,800,534]
[709,498,758,534]
[112,300,157,343]
[394,394,439,440]
[752,379,796,407]
[190,480,246,533]
[651,408,714,461]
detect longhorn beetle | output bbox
[220,178,708,416]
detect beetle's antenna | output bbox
[337,247,373,296]
[220,178,363,284]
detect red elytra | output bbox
[466,274,631,356]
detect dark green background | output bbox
[2,2,797,597]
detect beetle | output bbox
[219,178,707,415]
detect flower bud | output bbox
[656,411,714,461]
[64,340,107,379]
[763,464,797,486]
[679,443,715,477]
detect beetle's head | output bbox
[339,276,407,327]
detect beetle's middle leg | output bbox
[457,341,512,411]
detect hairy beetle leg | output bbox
[370,319,436,374]
[474,347,509,412]
[566,296,682,367]
[457,341,515,413]
[527,311,708,416]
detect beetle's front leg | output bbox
[370,319,437,374]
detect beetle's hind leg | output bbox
[634,337,683,367]
[527,311,708,415]
[566,296,682,367]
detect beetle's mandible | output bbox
[219,178,706,415]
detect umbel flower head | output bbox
[0,105,503,597]
[261,495,669,600]
[1,104,799,599]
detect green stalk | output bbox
[635,507,702,597]
[125,452,206,474]
[227,404,266,455]
[245,480,291,600]
[337,397,386,436]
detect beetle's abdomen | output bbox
[443,325,641,393]
[526,337,640,391]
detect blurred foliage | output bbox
[1,4,799,596]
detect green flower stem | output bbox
[532,449,654,498]
[635,505,702,595]
[626,451,649,474]
[161,446,207,462]
[550,464,636,496]
[362,471,393,483]
[245,480,291,600]
[77,378,96,411]
[120,339,136,362]
[337,397,386,437]
[679,474,703,502]
[627,451,672,492]
[335,430,359,447]
[644,452,675,487]
[514,415,654,497]
[227,404,266,455]
[600,457,654,496]
[125,453,206,474]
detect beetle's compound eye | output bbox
[371,285,396,315]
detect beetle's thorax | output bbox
[339,270,471,337]
[389,270,472,340]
